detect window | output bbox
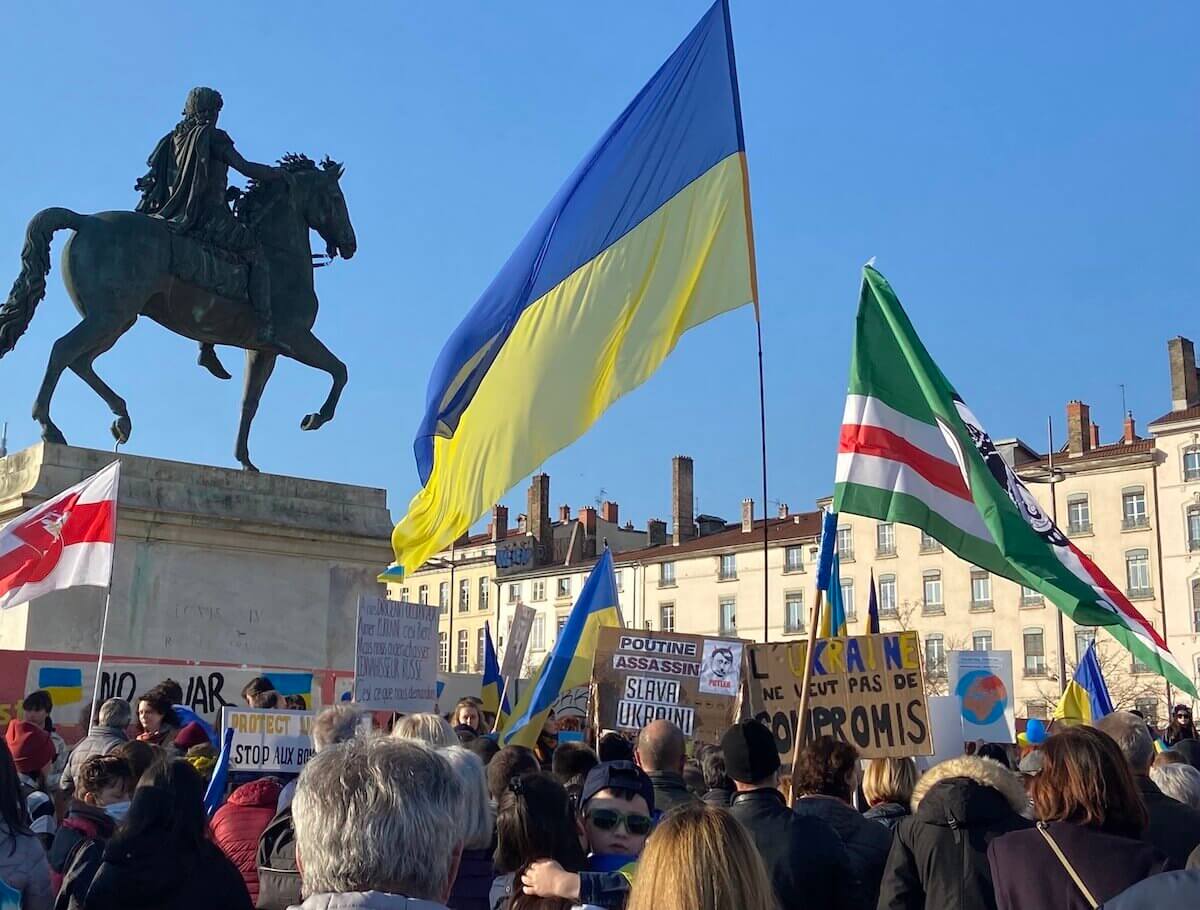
[1026,700,1049,720]
[876,522,896,556]
[659,562,676,587]
[438,632,449,671]
[1125,549,1152,597]
[841,581,856,621]
[1193,580,1200,634]
[1135,698,1160,724]
[837,527,854,561]
[1122,489,1148,529]
[532,580,546,602]
[1066,495,1091,534]
[719,553,737,580]
[479,577,490,610]
[785,592,804,634]
[530,615,546,651]
[784,546,803,573]
[1074,628,1095,661]
[557,615,568,635]
[1021,586,1044,607]
[878,574,897,617]
[1023,628,1047,676]
[1185,447,1200,481]
[1188,507,1200,552]
[719,597,737,635]
[970,570,992,609]
[456,629,469,672]
[458,578,470,613]
[418,584,429,605]
[476,628,486,671]
[556,577,572,599]
[973,630,993,652]
[925,634,946,677]
[615,570,624,593]
[507,583,520,605]
[1132,652,1151,674]
[439,582,450,611]
[922,570,943,613]
[660,603,676,633]
[400,586,409,602]
[920,530,940,552]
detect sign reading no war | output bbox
[223,707,317,773]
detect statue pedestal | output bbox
[0,443,393,727]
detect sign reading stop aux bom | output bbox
[223,707,317,773]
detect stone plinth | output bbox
[0,443,393,670]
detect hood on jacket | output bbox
[229,776,283,807]
[293,891,449,909]
[910,756,1028,825]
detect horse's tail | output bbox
[0,207,84,358]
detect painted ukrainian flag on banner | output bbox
[502,549,622,749]
[387,0,757,577]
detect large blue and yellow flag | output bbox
[819,553,848,638]
[501,549,622,749]
[1053,639,1114,726]
[388,0,757,576]
[481,622,510,723]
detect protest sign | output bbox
[746,631,932,769]
[949,650,1016,744]
[223,707,317,773]
[353,596,438,712]
[924,695,965,771]
[501,603,537,679]
[592,627,743,745]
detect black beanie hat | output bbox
[721,719,781,784]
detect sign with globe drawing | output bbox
[948,650,1016,744]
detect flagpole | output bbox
[89,515,119,734]
[492,676,512,734]
[756,314,770,643]
[788,588,823,806]
[1047,418,1068,695]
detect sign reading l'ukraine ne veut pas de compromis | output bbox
[223,708,317,773]
[353,596,439,712]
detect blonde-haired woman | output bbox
[626,803,775,910]
[391,712,457,747]
[863,757,919,830]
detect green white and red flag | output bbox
[834,266,1196,697]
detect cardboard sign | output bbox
[924,695,966,771]
[502,603,537,679]
[353,597,439,712]
[746,632,933,767]
[592,628,743,745]
[223,707,317,773]
[949,650,1016,744]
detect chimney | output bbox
[527,473,551,545]
[600,500,619,525]
[579,506,597,536]
[1067,401,1091,457]
[647,519,668,546]
[672,456,696,545]
[1169,337,1200,411]
[559,504,571,522]
[490,505,508,542]
[777,502,789,519]
[1123,412,1138,444]
[741,499,754,533]
[1089,422,1100,450]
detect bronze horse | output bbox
[0,154,357,471]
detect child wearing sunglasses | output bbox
[521,760,656,909]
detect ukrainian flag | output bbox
[481,622,510,724]
[502,549,622,749]
[37,666,83,709]
[819,553,848,638]
[1053,639,1114,726]
[388,0,757,576]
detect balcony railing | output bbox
[1126,586,1154,599]
[969,599,994,612]
[783,620,805,635]
[1066,521,1093,535]
[876,544,896,557]
[1122,516,1150,530]
[1024,661,1048,677]
[922,602,945,616]
[838,548,855,563]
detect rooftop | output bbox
[1149,404,1200,429]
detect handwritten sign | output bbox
[746,632,932,768]
[593,628,743,745]
[949,650,1015,744]
[223,707,317,773]
[353,597,438,712]
[502,603,537,679]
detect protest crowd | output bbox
[2,676,1200,910]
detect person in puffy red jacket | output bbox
[210,776,284,904]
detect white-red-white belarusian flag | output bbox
[0,461,119,610]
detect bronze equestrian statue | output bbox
[0,86,357,471]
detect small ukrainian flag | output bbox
[37,666,83,709]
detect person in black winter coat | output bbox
[721,721,865,910]
[699,748,733,808]
[877,755,1031,910]
[82,758,252,910]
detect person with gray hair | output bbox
[1097,710,1200,868]
[440,746,494,910]
[392,713,457,748]
[277,704,365,813]
[59,697,132,792]
[291,737,464,909]
[1150,762,1200,810]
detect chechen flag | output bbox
[833,266,1197,697]
[0,461,119,611]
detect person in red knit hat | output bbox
[5,719,58,847]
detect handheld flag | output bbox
[204,726,233,817]
[389,0,757,576]
[501,549,622,749]
[481,622,510,721]
[1053,640,1114,726]
[867,569,880,634]
[819,553,847,638]
[815,509,838,592]
[0,461,119,610]
[833,266,1195,696]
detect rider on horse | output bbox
[135,86,288,374]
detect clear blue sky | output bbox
[0,2,1195,532]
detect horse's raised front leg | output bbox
[33,316,127,445]
[280,328,347,432]
[235,348,278,472]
